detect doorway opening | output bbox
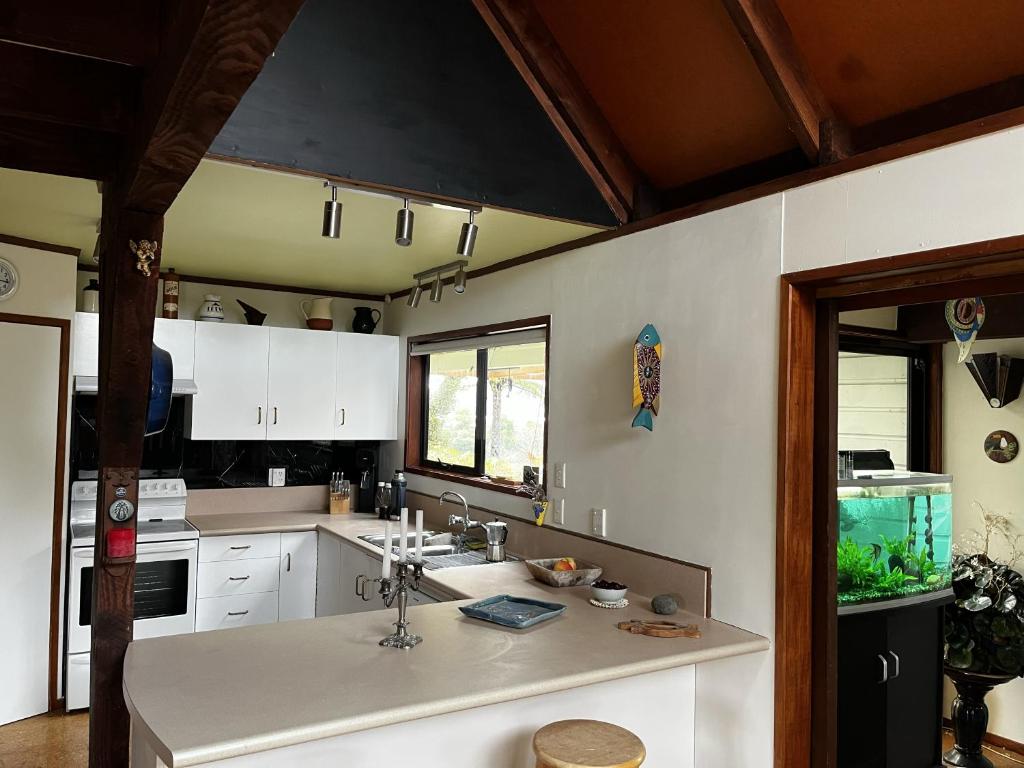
[775,235,1024,768]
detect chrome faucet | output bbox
[440,490,481,552]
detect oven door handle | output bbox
[135,542,197,555]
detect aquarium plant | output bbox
[837,534,946,606]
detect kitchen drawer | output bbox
[198,557,280,599]
[195,592,278,632]
[199,533,280,562]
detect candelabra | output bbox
[372,560,425,649]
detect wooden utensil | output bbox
[616,620,702,639]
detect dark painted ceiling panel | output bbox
[211,0,616,227]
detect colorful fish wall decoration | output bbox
[945,297,986,363]
[632,324,662,431]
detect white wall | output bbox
[783,126,1024,273]
[943,338,1024,743]
[386,123,1024,764]
[76,271,384,332]
[0,240,77,705]
[387,196,783,767]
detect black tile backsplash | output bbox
[72,396,380,489]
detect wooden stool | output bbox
[533,719,646,768]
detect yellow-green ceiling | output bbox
[0,160,601,295]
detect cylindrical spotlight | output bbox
[456,210,478,258]
[322,184,342,238]
[429,273,443,303]
[407,283,424,308]
[395,199,414,246]
[453,266,467,294]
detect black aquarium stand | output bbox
[838,597,951,768]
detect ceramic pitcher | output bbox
[300,297,334,331]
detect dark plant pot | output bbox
[943,668,1016,768]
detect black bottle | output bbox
[389,470,407,519]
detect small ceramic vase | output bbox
[352,306,381,334]
[198,294,224,322]
[300,297,334,331]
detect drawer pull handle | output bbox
[229,545,251,550]
[228,576,250,581]
[227,610,249,616]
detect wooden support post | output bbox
[89,205,163,768]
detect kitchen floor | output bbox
[1,714,1023,766]
[0,713,87,768]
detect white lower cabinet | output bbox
[195,592,279,632]
[279,532,318,621]
[316,535,386,616]
[196,531,318,632]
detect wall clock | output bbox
[0,257,19,301]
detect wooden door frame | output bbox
[0,311,71,712]
[775,233,1024,768]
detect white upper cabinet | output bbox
[73,313,195,379]
[335,333,399,441]
[267,328,336,441]
[187,324,270,440]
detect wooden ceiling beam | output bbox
[0,41,134,134]
[0,1,159,66]
[116,0,306,215]
[720,0,849,163]
[471,0,655,223]
[0,115,119,179]
[854,74,1024,153]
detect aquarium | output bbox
[837,472,953,612]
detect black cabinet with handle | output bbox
[838,599,948,767]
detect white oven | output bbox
[66,540,198,655]
[66,479,198,710]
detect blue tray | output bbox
[459,595,567,629]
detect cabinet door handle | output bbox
[888,651,900,680]
[273,406,278,425]
[227,610,249,616]
[257,406,262,425]
[229,545,251,551]
[228,575,250,581]
[878,654,889,684]
[339,408,346,426]
[286,552,292,572]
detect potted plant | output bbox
[943,505,1024,768]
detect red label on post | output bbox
[107,528,135,559]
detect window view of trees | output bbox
[424,342,546,480]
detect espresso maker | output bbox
[483,521,508,562]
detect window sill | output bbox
[404,466,527,497]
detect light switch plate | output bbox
[553,498,565,525]
[268,467,286,487]
[554,463,566,489]
[591,508,606,537]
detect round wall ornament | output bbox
[0,257,19,301]
[984,430,1019,463]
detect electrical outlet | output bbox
[591,508,606,537]
[552,498,565,525]
[268,467,286,487]
[554,462,567,489]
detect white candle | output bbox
[398,508,409,563]
[414,509,424,562]
[381,520,392,579]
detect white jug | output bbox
[300,297,334,330]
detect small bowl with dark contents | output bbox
[591,579,628,603]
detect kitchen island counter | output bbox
[128,511,768,767]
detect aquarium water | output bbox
[837,472,952,609]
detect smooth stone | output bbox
[652,594,678,615]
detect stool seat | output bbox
[533,719,646,768]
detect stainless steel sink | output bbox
[358,531,517,569]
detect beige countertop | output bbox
[127,512,769,767]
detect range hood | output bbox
[74,376,199,395]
